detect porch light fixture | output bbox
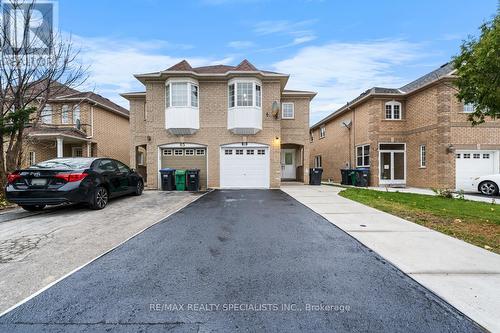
[447,144,455,153]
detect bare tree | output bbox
[0,0,88,187]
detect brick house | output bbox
[122,59,315,189]
[21,82,130,167]
[309,63,500,190]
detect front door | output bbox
[379,144,406,185]
[281,149,296,179]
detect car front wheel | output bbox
[89,186,109,210]
[479,181,499,196]
[133,180,144,196]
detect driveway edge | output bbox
[0,190,213,318]
[279,188,488,332]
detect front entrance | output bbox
[379,143,406,185]
[281,149,296,179]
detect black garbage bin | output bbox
[355,168,370,187]
[186,169,200,191]
[340,169,352,185]
[309,168,323,185]
[159,168,176,191]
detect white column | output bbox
[56,137,64,158]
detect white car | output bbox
[470,174,500,196]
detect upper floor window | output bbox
[166,80,198,108]
[41,105,52,124]
[463,103,475,113]
[385,101,402,120]
[282,103,294,119]
[356,144,370,167]
[73,106,80,124]
[228,80,262,108]
[61,105,70,124]
[319,126,326,139]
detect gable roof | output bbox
[399,62,455,93]
[54,91,129,117]
[137,59,288,77]
[166,60,193,71]
[310,62,456,130]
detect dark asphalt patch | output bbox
[0,190,482,332]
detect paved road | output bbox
[0,190,481,332]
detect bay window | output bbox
[164,78,200,135]
[165,80,199,108]
[228,80,262,108]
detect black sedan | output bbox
[5,158,144,211]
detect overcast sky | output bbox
[58,0,498,124]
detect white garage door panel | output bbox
[220,146,270,188]
[455,150,498,190]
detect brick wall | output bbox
[129,79,312,189]
[309,80,500,189]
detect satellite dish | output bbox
[272,101,280,119]
[75,119,81,130]
[342,120,352,129]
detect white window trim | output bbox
[41,105,52,124]
[419,145,426,168]
[165,78,199,109]
[282,102,295,119]
[73,105,81,124]
[356,144,370,167]
[463,102,475,113]
[228,78,262,109]
[314,155,322,168]
[28,151,36,165]
[385,101,402,120]
[319,126,326,139]
[61,105,70,124]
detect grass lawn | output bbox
[339,188,500,254]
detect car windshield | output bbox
[30,158,93,170]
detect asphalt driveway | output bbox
[0,191,201,314]
[0,190,481,332]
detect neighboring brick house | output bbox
[122,59,315,189]
[309,63,500,190]
[21,82,130,167]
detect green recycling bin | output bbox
[175,170,186,191]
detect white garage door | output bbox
[455,150,498,190]
[220,144,270,188]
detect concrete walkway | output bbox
[322,182,500,204]
[281,184,500,332]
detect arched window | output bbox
[385,101,402,120]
